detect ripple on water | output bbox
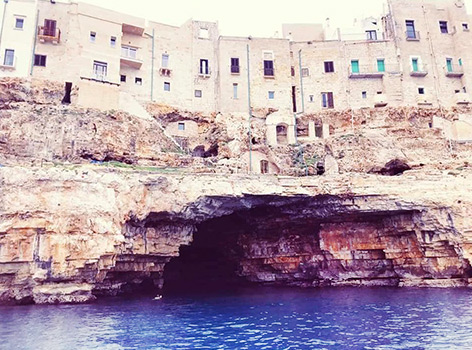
[2,287,472,349]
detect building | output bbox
[0,0,471,120]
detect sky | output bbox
[79,0,472,37]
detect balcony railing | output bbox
[406,31,420,41]
[38,26,61,44]
[349,65,385,78]
[410,64,428,77]
[445,65,464,77]
[120,46,142,69]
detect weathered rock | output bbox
[1,166,472,304]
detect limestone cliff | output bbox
[1,166,472,304]
[1,78,472,305]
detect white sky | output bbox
[79,0,472,37]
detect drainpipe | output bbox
[296,48,308,176]
[30,9,39,75]
[150,28,155,101]
[246,43,252,174]
[0,0,8,51]
[298,49,305,115]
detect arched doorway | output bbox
[276,123,288,144]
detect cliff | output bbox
[1,165,472,304]
[1,78,472,304]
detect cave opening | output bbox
[108,195,472,300]
[163,213,251,294]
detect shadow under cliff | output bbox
[93,194,472,299]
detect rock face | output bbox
[1,166,472,304]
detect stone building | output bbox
[0,0,471,129]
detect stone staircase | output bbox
[118,92,184,152]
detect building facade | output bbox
[0,0,471,114]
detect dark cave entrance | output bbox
[163,213,250,294]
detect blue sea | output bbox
[1,287,472,350]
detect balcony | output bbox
[410,64,428,77]
[122,22,145,36]
[349,65,384,79]
[416,95,433,105]
[406,31,420,41]
[159,68,172,77]
[374,94,388,107]
[445,65,464,77]
[198,69,211,78]
[37,26,61,44]
[120,46,142,69]
[454,92,471,105]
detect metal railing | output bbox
[410,63,428,76]
[445,65,464,77]
[348,65,385,78]
[405,30,420,41]
[38,26,61,43]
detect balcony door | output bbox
[44,19,56,37]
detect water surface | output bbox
[1,287,472,349]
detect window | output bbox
[110,36,116,47]
[34,54,47,67]
[15,17,24,29]
[162,54,169,68]
[233,83,238,99]
[3,49,14,66]
[455,89,461,94]
[411,58,419,72]
[439,21,448,34]
[199,28,209,39]
[377,59,385,72]
[122,46,137,59]
[231,58,239,73]
[135,77,142,85]
[90,31,96,42]
[362,91,367,99]
[264,60,274,76]
[351,60,359,73]
[309,95,314,102]
[200,59,209,75]
[164,82,170,91]
[463,23,469,31]
[195,89,202,98]
[120,75,126,83]
[321,92,334,108]
[406,20,417,39]
[268,91,275,99]
[260,160,269,174]
[43,19,56,37]
[446,58,453,72]
[93,61,107,79]
[366,30,377,40]
[291,67,295,76]
[178,122,185,131]
[301,68,309,77]
[418,87,425,95]
[459,58,463,66]
[324,61,335,73]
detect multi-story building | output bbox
[0,0,471,118]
